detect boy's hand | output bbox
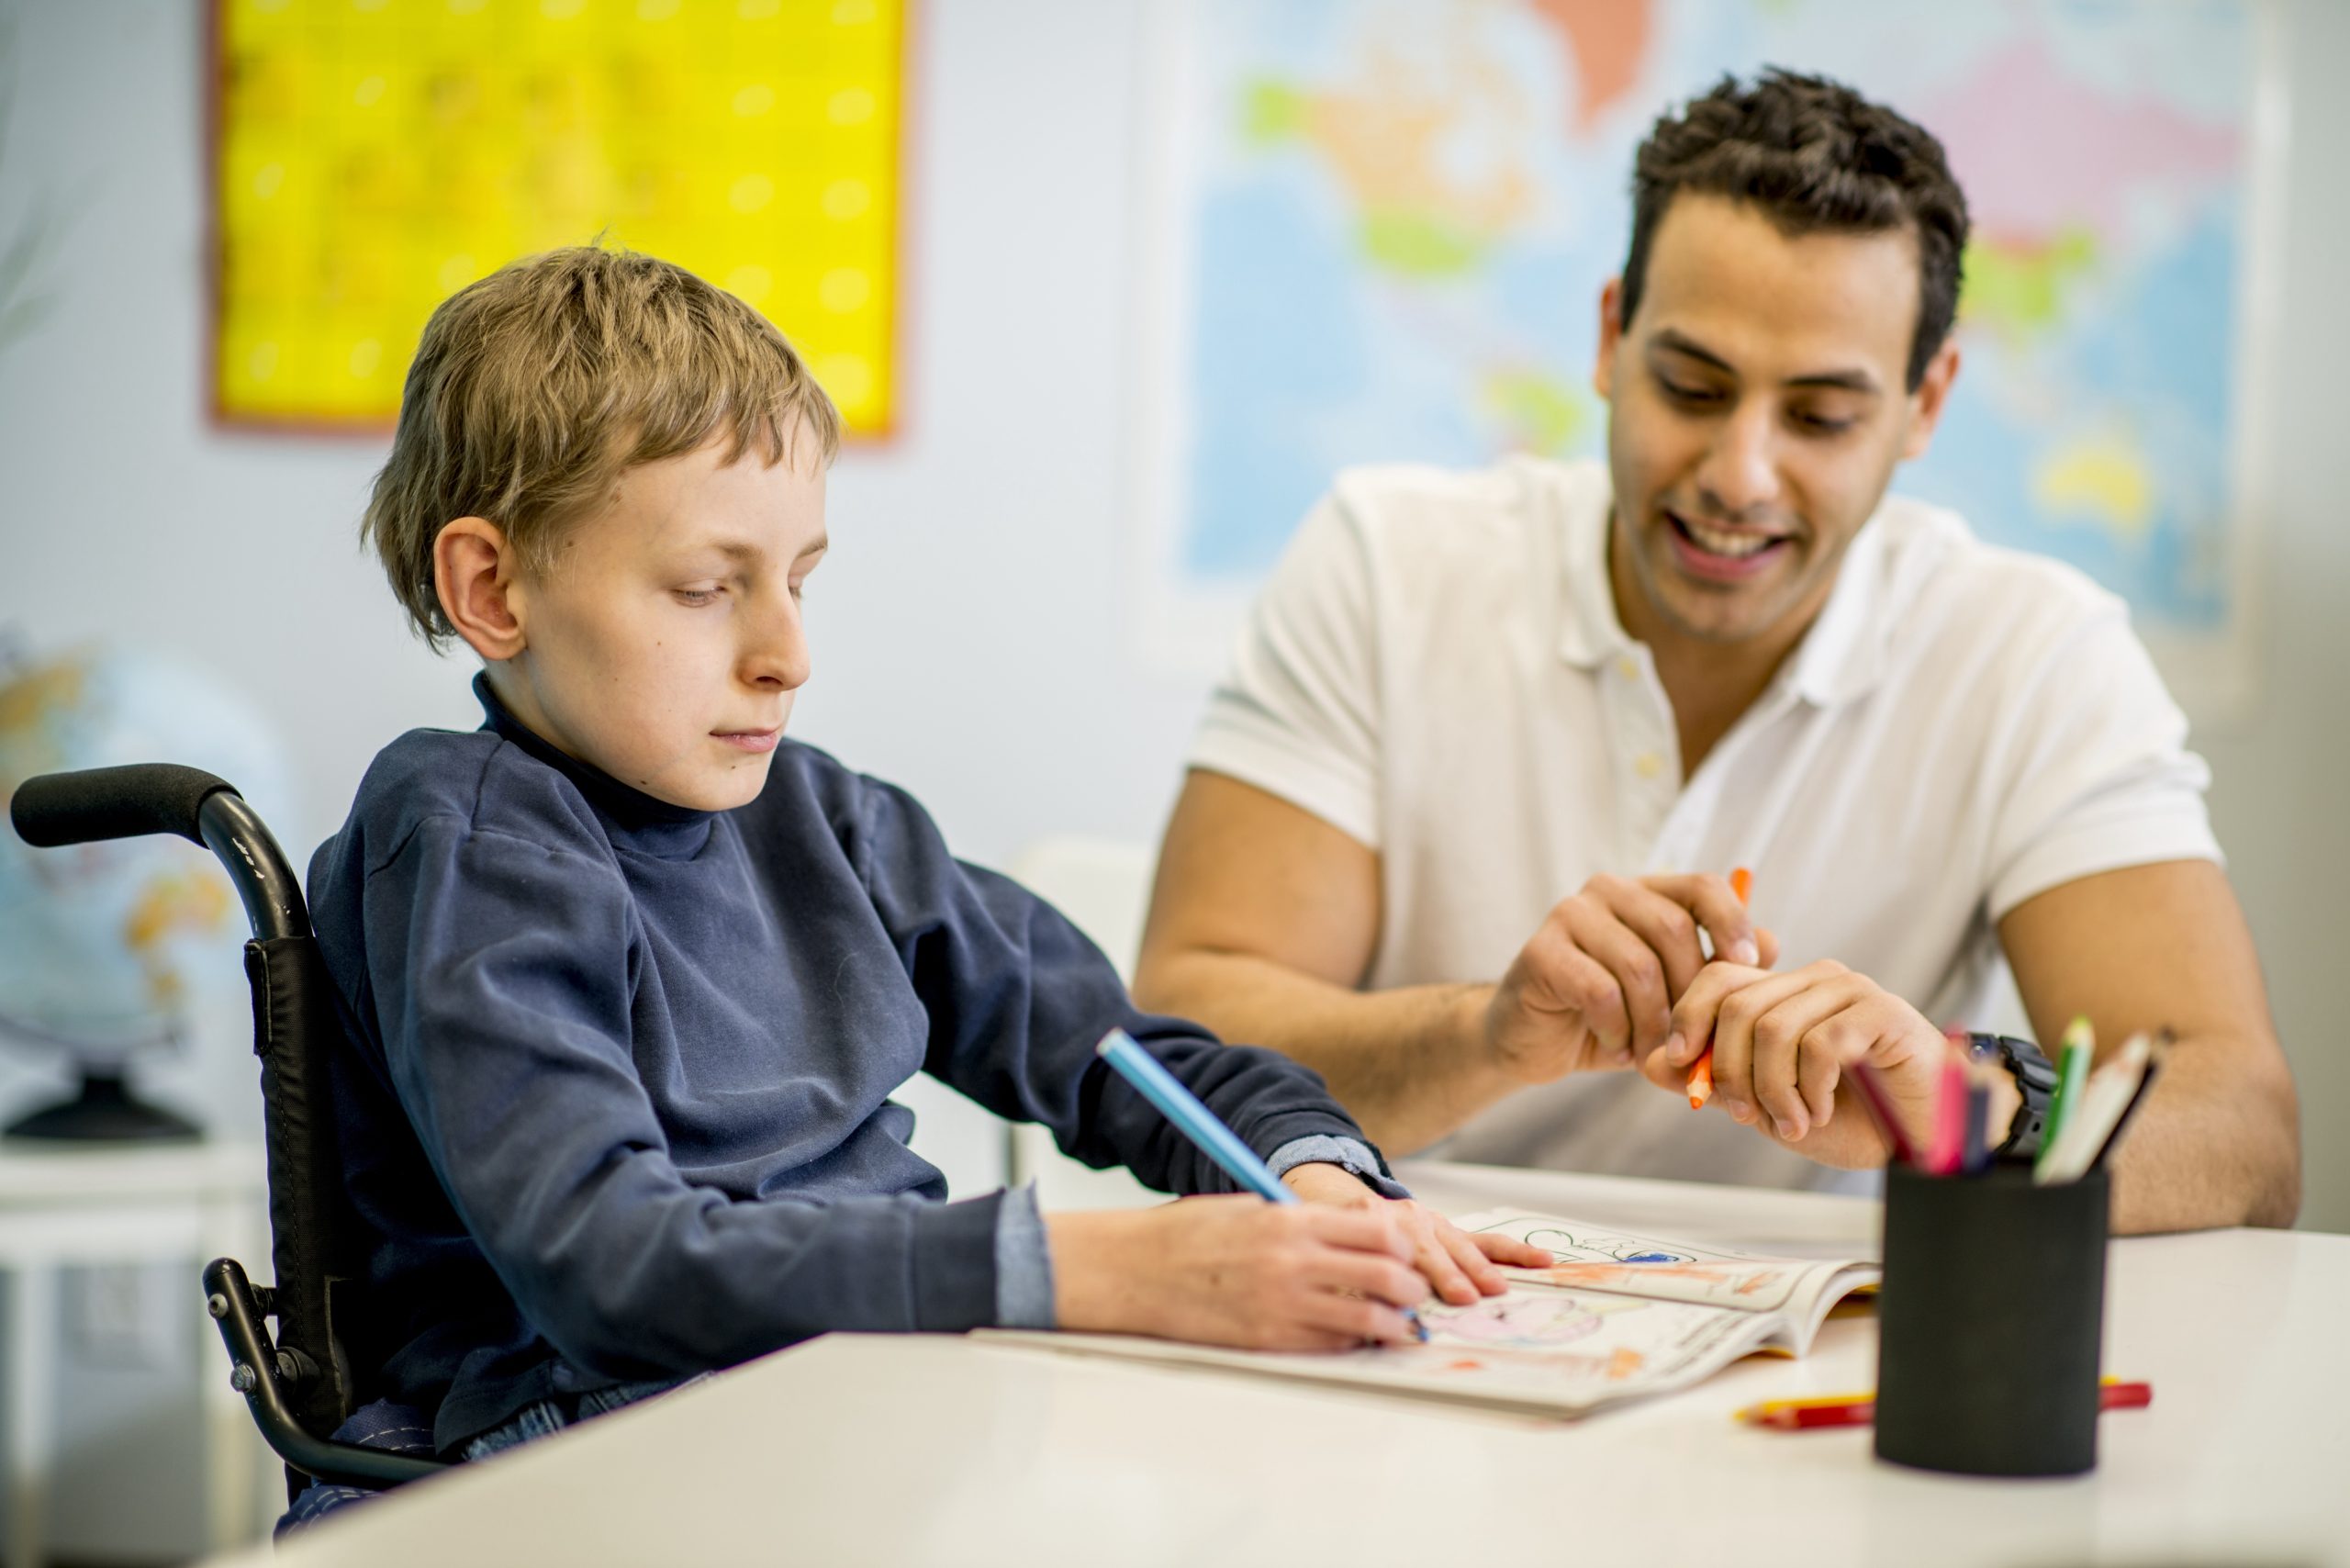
[1281,1162,1552,1305]
[1046,1197,1431,1350]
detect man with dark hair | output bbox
[1132,72,2300,1233]
[1621,69,1969,392]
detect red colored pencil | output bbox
[1929,1046,1968,1175]
[1740,1399,1874,1430]
[1738,1381,2152,1431]
[1850,1062,1920,1168]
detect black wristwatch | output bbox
[1970,1032,2058,1160]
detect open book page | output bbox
[986,1288,1785,1417]
[1457,1209,1881,1356]
[980,1209,1879,1417]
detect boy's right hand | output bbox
[1046,1197,1427,1351]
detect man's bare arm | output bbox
[2000,859,2300,1233]
[1132,770,1515,1154]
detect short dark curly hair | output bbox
[1618,69,1971,390]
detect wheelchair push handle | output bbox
[10,764,310,941]
[10,762,237,847]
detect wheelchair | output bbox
[10,763,446,1503]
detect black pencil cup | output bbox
[1874,1161,2109,1477]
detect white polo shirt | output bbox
[1191,456,2221,1189]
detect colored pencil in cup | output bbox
[2091,1029,2172,1170]
[1686,867,1752,1110]
[1849,1061,1919,1168]
[1961,1075,1993,1175]
[2033,1015,2097,1183]
[1929,1036,1969,1175]
[2040,1031,2155,1183]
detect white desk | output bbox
[0,1139,271,1567]
[221,1161,2350,1567]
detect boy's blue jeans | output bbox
[280,1376,698,1536]
[460,1376,696,1460]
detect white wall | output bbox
[2186,0,2350,1238]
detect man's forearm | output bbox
[1132,950,1518,1154]
[2106,1030,2300,1234]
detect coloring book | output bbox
[984,1209,1880,1418]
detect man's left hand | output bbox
[1639,960,1997,1169]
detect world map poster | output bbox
[1134,0,2277,708]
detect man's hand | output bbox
[1642,959,1998,1169]
[1281,1161,1551,1305]
[1486,873,1778,1085]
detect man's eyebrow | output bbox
[797,534,830,561]
[1651,329,1736,375]
[1650,329,1881,395]
[1785,366,1882,395]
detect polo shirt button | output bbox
[1616,655,1639,680]
[1635,752,1664,779]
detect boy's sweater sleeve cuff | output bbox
[907,1188,1011,1332]
[1267,1135,1411,1200]
[993,1182,1057,1329]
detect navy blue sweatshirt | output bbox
[308,681,1386,1452]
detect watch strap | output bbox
[1974,1032,2057,1160]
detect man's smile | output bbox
[1662,507,1796,583]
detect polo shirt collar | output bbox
[1553,465,1895,708]
[1552,468,1636,670]
[1781,517,1894,708]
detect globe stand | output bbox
[5,1068,201,1142]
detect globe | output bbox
[0,639,297,1138]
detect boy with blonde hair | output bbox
[307,246,1540,1475]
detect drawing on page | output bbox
[1527,1259,1797,1305]
[1506,1226,1696,1264]
[1425,1291,1622,1351]
[1411,1333,1650,1386]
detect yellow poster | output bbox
[212,0,903,434]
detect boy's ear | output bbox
[434,518,528,662]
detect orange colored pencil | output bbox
[1685,868,1752,1109]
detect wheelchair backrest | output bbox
[13,764,364,1439]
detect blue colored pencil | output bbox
[1093,1028,1427,1342]
[1096,1029,1301,1205]
[1961,1079,1992,1175]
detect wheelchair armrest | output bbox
[202,1257,448,1491]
